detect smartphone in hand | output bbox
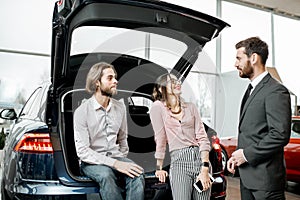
[193,174,215,193]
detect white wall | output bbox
[215,71,249,137]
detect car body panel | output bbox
[285,116,300,182]
[220,136,237,159]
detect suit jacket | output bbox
[238,73,291,191]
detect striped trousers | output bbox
[169,146,211,200]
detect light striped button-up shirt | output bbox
[74,95,128,167]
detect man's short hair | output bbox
[235,37,269,65]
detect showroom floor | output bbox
[226,176,300,200]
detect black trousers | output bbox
[240,179,285,200]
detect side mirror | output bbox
[0,109,17,120]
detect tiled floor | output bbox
[226,176,300,200]
[226,176,241,199]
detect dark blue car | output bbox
[0,0,229,199]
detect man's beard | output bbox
[100,87,117,97]
[240,60,253,79]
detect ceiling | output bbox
[227,0,300,20]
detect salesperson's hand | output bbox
[231,149,246,166]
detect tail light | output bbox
[211,135,221,152]
[57,0,63,6]
[14,133,53,153]
[210,135,223,173]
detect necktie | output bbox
[240,84,253,114]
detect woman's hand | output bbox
[155,170,168,183]
[196,168,212,191]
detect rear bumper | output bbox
[4,173,226,200]
[15,181,99,194]
[15,194,99,200]
[6,177,170,200]
[5,181,99,200]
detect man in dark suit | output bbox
[227,37,291,200]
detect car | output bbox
[220,116,300,182]
[219,136,239,176]
[283,116,300,183]
[0,0,229,199]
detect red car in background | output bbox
[220,116,300,182]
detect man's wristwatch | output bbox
[202,162,209,168]
[156,165,162,170]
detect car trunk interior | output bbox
[58,53,168,182]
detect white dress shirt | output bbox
[74,95,128,167]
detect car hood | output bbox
[51,0,229,89]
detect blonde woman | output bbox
[149,73,212,200]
